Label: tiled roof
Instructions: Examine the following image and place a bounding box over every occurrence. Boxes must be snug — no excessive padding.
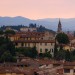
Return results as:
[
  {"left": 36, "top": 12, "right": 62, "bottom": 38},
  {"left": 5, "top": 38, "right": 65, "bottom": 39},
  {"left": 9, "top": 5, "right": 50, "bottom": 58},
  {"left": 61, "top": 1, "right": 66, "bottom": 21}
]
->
[
  {"left": 0, "top": 66, "right": 25, "bottom": 74},
  {"left": 9, "top": 31, "right": 45, "bottom": 38},
  {"left": 13, "top": 40, "right": 55, "bottom": 43}
]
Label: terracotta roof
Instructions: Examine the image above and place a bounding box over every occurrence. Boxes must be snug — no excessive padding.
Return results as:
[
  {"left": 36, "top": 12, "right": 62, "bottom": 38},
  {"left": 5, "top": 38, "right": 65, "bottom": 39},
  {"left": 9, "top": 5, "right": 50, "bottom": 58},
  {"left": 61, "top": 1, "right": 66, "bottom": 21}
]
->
[
  {"left": 15, "top": 32, "right": 44, "bottom": 37},
  {"left": 67, "top": 33, "right": 75, "bottom": 40},
  {"left": 0, "top": 66, "right": 25, "bottom": 74},
  {"left": 9, "top": 31, "right": 45, "bottom": 38},
  {"left": 13, "top": 40, "right": 55, "bottom": 43},
  {"left": 63, "top": 66, "right": 74, "bottom": 69},
  {"left": 64, "top": 62, "right": 75, "bottom": 66}
]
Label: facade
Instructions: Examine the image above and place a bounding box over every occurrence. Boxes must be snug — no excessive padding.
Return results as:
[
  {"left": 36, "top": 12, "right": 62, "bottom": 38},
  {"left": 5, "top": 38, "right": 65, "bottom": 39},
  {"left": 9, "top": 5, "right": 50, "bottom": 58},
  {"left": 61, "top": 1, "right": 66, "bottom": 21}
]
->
[
  {"left": 9, "top": 31, "right": 55, "bottom": 57},
  {"left": 63, "top": 45, "right": 71, "bottom": 51},
  {"left": 20, "top": 27, "right": 37, "bottom": 32},
  {"left": 5, "top": 26, "right": 18, "bottom": 32},
  {"left": 63, "top": 62, "right": 75, "bottom": 75}
]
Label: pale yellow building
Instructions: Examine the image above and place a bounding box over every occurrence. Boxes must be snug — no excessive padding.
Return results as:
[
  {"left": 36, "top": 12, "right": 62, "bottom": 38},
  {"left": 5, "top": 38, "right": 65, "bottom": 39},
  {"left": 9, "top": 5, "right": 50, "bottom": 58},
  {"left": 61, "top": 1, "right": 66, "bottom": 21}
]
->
[
  {"left": 14, "top": 40, "right": 55, "bottom": 57},
  {"left": 63, "top": 45, "right": 71, "bottom": 51},
  {"left": 9, "top": 31, "right": 55, "bottom": 57}
]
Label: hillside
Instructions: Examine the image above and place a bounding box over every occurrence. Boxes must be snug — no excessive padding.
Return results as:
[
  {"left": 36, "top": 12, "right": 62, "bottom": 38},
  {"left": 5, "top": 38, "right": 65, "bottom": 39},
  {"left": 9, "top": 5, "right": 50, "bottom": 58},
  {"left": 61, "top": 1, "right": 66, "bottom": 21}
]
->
[
  {"left": 0, "top": 24, "right": 55, "bottom": 34},
  {"left": 0, "top": 16, "right": 75, "bottom": 31}
]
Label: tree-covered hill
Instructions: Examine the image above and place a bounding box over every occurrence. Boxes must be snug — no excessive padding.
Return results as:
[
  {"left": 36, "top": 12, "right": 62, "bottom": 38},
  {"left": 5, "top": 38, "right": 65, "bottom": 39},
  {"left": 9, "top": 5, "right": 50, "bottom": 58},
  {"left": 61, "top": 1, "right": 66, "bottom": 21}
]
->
[{"left": 0, "top": 24, "right": 56, "bottom": 34}]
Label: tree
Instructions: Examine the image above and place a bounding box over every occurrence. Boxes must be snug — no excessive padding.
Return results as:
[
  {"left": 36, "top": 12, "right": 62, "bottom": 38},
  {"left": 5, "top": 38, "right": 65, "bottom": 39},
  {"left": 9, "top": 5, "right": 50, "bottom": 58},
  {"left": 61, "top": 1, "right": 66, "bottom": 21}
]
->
[
  {"left": 30, "top": 46, "right": 38, "bottom": 58},
  {"left": 4, "top": 30, "right": 15, "bottom": 35},
  {"left": 54, "top": 38, "right": 58, "bottom": 59},
  {"left": 0, "top": 30, "right": 4, "bottom": 35},
  {"left": 15, "top": 47, "right": 38, "bottom": 58},
  {"left": 70, "top": 50, "right": 75, "bottom": 61},
  {"left": 65, "top": 50, "right": 71, "bottom": 61},
  {"left": 4, "top": 30, "right": 15, "bottom": 39},
  {"left": 56, "top": 33, "right": 70, "bottom": 51},
  {"left": 43, "top": 51, "right": 52, "bottom": 59},
  {"left": 56, "top": 33, "right": 70, "bottom": 44},
  {"left": 0, "top": 51, "right": 16, "bottom": 62},
  {"left": 56, "top": 50, "right": 65, "bottom": 60},
  {"left": 39, "top": 53, "right": 44, "bottom": 58},
  {"left": 0, "top": 35, "right": 16, "bottom": 62}
]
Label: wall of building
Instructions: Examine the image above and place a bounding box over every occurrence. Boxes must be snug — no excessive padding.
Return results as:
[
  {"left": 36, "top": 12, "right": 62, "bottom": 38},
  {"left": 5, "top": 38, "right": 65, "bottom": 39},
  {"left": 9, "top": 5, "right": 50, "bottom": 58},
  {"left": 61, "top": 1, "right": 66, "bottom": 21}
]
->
[
  {"left": 20, "top": 27, "right": 37, "bottom": 32},
  {"left": 64, "top": 69, "right": 74, "bottom": 75},
  {"left": 15, "top": 42, "right": 55, "bottom": 57}
]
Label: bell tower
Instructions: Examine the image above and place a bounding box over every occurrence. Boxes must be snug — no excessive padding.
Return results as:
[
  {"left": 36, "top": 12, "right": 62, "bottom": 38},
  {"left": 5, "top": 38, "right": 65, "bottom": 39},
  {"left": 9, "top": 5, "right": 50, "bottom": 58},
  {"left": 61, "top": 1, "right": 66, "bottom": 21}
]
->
[{"left": 57, "top": 19, "right": 62, "bottom": 33}]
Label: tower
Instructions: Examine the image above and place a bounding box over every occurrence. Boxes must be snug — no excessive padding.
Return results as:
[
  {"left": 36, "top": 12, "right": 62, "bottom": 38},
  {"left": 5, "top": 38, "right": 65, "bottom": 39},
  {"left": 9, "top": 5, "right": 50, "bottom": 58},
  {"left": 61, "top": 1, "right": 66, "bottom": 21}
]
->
[{"left": 57, "top": 19, "right": 62, "bottom": 33}]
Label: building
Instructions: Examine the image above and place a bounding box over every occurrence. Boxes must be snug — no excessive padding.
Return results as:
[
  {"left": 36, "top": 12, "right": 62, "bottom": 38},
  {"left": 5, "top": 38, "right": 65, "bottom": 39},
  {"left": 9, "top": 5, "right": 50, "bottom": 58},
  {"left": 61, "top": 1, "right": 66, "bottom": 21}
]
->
[
  {"left": 9, "top": 31, "right": 55, "bottom": 57},
  {"left": 0, "top": 66, "right": 25, "bottom": 75},
  {"left": 5, "top": 26, "right": 18, "bottom": 32},
  {"left": 56, "top": 19, "right": 75, "bottom": 51},
  {"left": 20, "top": 27, "right": 37, "bottom": 32},
  {"left": 57, "top": 19, "right": 62, "bottom": 33}
]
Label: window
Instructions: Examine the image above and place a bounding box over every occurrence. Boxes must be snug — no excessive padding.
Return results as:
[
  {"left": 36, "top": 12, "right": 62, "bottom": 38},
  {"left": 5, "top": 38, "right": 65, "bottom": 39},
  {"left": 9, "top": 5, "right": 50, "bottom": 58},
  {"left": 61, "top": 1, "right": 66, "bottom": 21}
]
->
[
  {"left": 45, "top": 49, "right": 48, "bottom": 53},
  {"left": 30, "top": 38, "right": 31, "bottom": 40},
  {"left": 52, "top": 49, "right": 54, "bottom": 52},
  {"left": 41, "top": 38, "right": 43, "bottom": 40},
  {"left": 15, "top": 43, "right": 18, "bottom": 46},
  {"left": 28, "top": 43, "right": 30, "bottom": 47},
  {"left": 50, "top": 49, "right": 51, "bottom": 52},
  {"left": 64, "top": 69, "right": 70, "bottom": 73},
  {"left": 45, "top": 43, "right": 47, "bottom": 46},
  {"left": 28, "top": 38, "right": 30, "bottom": 40},
  {"left": 51, "top": 43, "right": 53, "bottom": 46},
  {"left": 40, "top": 49, "right": 42, "bottom": 53},
  {"left": 74, "top": 69, "right": 75, "bottom": 73},
  {"left": 21, "top": 43, "right": 24, "bottom": 46},
  {"left": 25, "top": 43, "right": 27, "bottom": 47},
  {"left": 40, "top": 43, "right": 42, "bottom": 45},
  {"left": 33, "top": 43, "right": 36, "bottom": 46}
]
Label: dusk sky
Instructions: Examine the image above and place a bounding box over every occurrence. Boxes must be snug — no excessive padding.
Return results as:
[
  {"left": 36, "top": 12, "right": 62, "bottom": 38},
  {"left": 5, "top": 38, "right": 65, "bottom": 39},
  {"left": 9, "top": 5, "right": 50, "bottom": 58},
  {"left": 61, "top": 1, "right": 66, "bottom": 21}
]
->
[{"left": 0, "top": 0, "right": 75, "bottom": 19}]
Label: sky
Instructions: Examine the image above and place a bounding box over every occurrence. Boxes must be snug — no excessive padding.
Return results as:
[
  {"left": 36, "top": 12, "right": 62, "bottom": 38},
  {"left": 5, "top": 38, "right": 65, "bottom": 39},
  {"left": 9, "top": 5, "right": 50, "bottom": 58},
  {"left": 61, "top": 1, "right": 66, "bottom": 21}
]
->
[{"left": 0, "top": 0, "right": 75, "bottom": 19}]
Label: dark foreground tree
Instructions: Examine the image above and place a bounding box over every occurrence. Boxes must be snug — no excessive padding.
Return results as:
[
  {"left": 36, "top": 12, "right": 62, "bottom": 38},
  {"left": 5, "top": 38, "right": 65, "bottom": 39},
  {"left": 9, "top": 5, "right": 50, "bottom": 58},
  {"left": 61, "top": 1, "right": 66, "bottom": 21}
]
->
[
  {"left": 65, "top": 50, "right": 71, "bottom": 61},
  {"left": 15, "top": 47, "right": 38, "bottom": 58},
  {"left": 0, "top": 51, "right": 16, "bottom": 62},
  {"left": 56, "top": 50, "right": 65, "bottom": 60},
  {"left": 56, "top": 33, "right": 70, "bottom": 44}
]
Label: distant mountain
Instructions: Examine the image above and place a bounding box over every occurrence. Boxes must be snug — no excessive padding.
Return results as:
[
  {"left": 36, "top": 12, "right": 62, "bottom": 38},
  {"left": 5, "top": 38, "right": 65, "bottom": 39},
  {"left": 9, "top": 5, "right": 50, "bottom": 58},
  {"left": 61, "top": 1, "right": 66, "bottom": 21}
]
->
[{"left": 0, "top": 16, "right": 75, "bottom": 31}]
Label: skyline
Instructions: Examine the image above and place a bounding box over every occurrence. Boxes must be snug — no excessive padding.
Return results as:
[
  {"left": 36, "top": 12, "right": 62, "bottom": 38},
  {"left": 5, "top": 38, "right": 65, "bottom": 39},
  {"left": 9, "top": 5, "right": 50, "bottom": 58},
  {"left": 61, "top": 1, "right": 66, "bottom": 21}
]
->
[{"left": 0, "top": 0, "right": 75, "bottom": 19}]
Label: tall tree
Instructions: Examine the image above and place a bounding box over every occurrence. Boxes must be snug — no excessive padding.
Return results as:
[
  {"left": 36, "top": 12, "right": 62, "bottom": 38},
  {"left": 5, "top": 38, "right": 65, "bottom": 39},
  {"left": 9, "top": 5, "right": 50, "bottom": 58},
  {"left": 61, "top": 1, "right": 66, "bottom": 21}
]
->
[
  {"left": 54, "top": 41, "right": 58, "bottom": 59},
  {"left": 65, "top": 50, "right": 71, "bottom": 61},
  {"left": 56, "top": 33, "right": 70, "bottom": 44},
  {"left": 56, "top": 33, "right": 70, "bottom": 50}
]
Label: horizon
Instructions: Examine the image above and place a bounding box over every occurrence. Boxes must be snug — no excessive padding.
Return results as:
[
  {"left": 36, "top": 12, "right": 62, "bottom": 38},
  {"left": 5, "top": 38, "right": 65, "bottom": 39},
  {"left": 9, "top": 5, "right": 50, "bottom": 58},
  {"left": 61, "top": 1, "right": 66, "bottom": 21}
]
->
[
  {"left": 0, "top": 0, "right": 75, "bottom": 19},
  {"left": 0, "top": 16, "right": 75, "bottom": 20}
]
